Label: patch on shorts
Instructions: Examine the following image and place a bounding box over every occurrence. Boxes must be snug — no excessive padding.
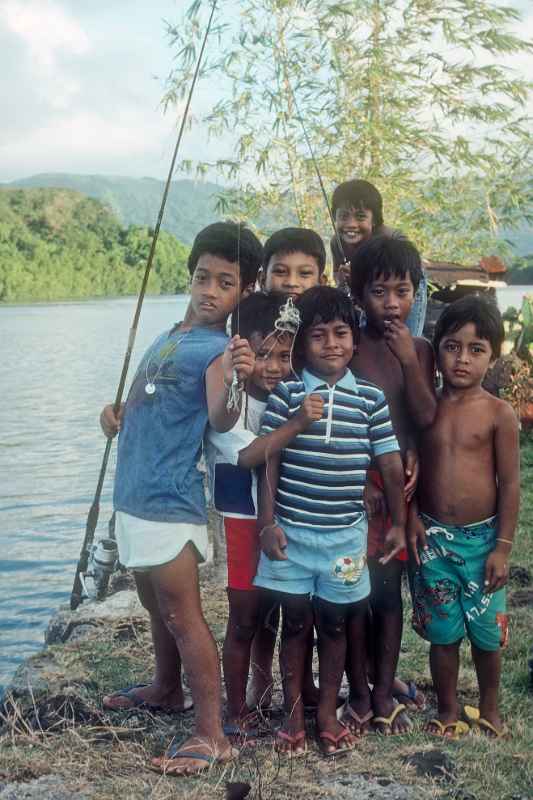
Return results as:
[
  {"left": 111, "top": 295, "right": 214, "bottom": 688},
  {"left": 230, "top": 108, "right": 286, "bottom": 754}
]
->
[
  {"left": 332, "top": 554, "right": 366, "bottom": 586},
  {"left": 496, "top": 613, "right": 509, "bottom": 649}
]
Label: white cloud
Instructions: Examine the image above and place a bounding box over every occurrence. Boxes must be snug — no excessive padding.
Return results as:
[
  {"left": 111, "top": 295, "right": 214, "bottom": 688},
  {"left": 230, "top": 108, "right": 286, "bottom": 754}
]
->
[{"left": 0, "top": 0, "right": 90, "bottom": 68}]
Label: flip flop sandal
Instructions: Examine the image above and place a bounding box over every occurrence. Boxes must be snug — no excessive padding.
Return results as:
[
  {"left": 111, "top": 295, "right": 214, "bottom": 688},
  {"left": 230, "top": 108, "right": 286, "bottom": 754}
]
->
[
  {"left": 394, "top": 680, "right": 426, "bottom": 710},
  {"left": 426, "top": 719, "right": 470, "bottom": 740},
  {"left": 275, "top": 729, "right": 307, "bottom": 757},
  {"left": 463, "top": 709, "right": 509, "bottom": 740},
  {"left": 223, "top": 722, "right": 267, "bottom": 745},
  {"left": 340, "top": 704, "right": 374, "bottom": 735},
  {"left": 317, "top": 726, "right": 355, "bottom": 758},
  {"left": 103, "top": 684, "right": 193, "bottom": 714},
  {"left": 151, "top": 741, "right": 237, "bottom": 777},
  {"left": 372, "top": 703, "right": 408, "bottom": 735}
]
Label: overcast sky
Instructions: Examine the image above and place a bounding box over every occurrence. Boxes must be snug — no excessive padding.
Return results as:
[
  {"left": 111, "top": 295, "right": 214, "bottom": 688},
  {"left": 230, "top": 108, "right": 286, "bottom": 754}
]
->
[{"left": 0, "top": 0, "right": 531, "bottom": 183}]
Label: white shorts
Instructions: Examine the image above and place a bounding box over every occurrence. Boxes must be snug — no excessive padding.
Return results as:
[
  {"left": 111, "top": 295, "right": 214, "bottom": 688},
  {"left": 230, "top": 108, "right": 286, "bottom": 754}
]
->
[{"left": 115, "top": 511, "right": 208, "bottom": 571}]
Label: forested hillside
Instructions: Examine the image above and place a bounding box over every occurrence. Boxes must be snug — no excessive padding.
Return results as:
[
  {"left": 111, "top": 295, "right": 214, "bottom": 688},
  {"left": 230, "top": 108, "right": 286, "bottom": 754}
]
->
[
  {"left": 6, "top": 174, "right": 222, "bottom": 246},
  {"left": 0, "top": 188, "right": 190, "bottom": 302}
]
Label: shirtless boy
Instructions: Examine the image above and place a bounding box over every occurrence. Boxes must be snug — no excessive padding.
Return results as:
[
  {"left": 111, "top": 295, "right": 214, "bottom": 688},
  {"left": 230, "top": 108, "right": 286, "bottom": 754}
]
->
[
  {"left": 347, "top": 236, "right": 437, "bottom": 734},
  {"left": 408, "top": 294, "right": 519, "bottom": 739}
]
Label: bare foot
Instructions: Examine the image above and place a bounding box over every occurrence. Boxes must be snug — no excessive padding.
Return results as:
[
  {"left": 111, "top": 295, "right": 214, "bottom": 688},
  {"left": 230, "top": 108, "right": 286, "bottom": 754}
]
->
[
  {"left": 372, "top": 695, "right": 411, "bottom": 735},
  {"left": 103, "top": 683, "right": 192, "bottom": 712},
  {"left": 152, "top": 736, "right": 235, "bottom": 776}
]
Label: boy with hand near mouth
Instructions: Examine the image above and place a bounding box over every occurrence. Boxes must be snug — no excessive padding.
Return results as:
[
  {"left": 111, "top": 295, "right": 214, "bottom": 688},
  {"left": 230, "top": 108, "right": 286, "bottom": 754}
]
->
[
  {"left": 345, "top": 236, "right": 436, "bottom": 736},
  {"left": 331, "top": 179, "right": 427, "bottom": 336},
  {"left": 409, "top": 295, "right": 519, "bottom": 740},
  {"left": 255, "top": 286, "right": 406, "bottom": 756}
]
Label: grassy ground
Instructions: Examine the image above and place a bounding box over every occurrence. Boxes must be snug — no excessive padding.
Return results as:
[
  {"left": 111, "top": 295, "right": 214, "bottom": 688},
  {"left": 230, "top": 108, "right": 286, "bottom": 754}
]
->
[{"left": 1, "top": 438, "right": 532, "bottom": 799}]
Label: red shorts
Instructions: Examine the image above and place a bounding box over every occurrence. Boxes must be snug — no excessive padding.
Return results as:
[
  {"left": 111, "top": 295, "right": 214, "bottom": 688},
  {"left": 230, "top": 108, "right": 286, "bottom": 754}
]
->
[
  {"left": 366, "top": 470, "right": 408, "bottom": 563},
  {"left": 224, "top": 516, "right": 260, "bottom": 591}
]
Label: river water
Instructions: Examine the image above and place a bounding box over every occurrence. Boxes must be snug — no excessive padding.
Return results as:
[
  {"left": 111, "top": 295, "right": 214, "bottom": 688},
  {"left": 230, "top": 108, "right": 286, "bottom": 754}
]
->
[{"left": 0, "top": 286, "right": 531, "bottom": 694}]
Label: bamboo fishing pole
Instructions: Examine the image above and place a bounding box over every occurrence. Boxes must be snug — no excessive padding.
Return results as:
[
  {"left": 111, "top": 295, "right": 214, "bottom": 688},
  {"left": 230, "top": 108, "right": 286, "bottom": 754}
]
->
[{"left": 70, "top": 0, "right": 218, "bottom": 610}]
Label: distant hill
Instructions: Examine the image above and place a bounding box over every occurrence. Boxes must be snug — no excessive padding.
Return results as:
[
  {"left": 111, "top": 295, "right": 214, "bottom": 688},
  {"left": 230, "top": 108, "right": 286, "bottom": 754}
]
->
[
  {"left": 5, "top": 174, "right": 224, "bottom": 246},
  {"left": 0, "top": 187, "right": 190, "bottom": 302}
]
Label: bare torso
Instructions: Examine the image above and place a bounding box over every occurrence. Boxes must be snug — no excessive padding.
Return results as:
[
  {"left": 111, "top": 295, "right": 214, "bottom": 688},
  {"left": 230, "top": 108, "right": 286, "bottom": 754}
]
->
[
  {"left": 350, "top": 332, "right": 426, "bottom": 453},
  {"left": 417, "top": 388, "right": 504, "bottom": 525}
]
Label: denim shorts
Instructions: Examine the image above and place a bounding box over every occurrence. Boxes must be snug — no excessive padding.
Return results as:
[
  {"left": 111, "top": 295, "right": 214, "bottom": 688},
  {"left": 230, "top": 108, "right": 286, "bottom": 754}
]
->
[
  {"left": 254, "top": 515, "right": 370, "bottom": 604},
  {"left": 411, "top": 513, "right": 508, "bottom": 652}
]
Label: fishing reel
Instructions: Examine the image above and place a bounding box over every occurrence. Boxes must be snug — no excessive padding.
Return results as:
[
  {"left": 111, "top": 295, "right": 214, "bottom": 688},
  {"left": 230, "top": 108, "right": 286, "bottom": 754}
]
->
[
  {"left": 78, "top": 513, "right": 119, "bottom": 602},
  {"left": 79, "top": 537, "right": 119, "bottom": 602}
]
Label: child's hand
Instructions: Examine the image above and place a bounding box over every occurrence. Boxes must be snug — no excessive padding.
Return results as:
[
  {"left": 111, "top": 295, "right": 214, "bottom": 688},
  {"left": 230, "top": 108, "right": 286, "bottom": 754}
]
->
[
  {"left": 100, "top": 403, "right": 124, "bottom": 438},
  {"left": 407, "top": 514, "right": 427, "bottom": 566},
  {"left": 260, "top": 523, "right": 288, "bottom": 561},
  {"left": 364, "top": 480, "right": 386, "bottom": 519},
  {"left": 404, "top": 449, "right": 419, "bottom": 502},
  {"left": 380, "top": 525, "right": 406, "bottom": 564},
  {"left": 484, "top": 551, "right": 509, "bottom": 593},
  {"left": 294, "top": 393, "right": 324, "bottom": 430},
  {"left": 383, "top": 320, "right": 417, "bottom": 365},
  {"left": 222, "top": 335, "right": 255, "bottom": 385}
]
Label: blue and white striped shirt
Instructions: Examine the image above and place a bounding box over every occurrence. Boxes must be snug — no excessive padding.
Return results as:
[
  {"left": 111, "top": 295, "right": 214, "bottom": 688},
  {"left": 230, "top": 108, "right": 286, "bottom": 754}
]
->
[{"left": 261, "top": 368, "right": 400, "bottom": 531}]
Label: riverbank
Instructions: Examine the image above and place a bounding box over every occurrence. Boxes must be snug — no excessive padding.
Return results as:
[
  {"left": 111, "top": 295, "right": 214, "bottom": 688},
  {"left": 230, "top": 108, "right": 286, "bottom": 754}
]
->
[{"left": 1, "top": 441, "right": 532, "bottom": 800}]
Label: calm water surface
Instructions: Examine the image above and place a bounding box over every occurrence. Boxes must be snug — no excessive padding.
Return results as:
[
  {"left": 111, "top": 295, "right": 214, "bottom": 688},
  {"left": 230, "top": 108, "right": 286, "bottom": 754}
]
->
[{"left": 0, "top": 286, "right": 531, "bottom": 693}]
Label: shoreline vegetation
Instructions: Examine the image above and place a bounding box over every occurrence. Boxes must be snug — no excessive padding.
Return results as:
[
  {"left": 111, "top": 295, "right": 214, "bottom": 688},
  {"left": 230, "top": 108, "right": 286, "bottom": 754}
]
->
[
  {"left": 1, "top": 185, "right": 533, "bottom": 305},
  {"left": 1, "top": 438, "right": 532, "bottom": 800}
]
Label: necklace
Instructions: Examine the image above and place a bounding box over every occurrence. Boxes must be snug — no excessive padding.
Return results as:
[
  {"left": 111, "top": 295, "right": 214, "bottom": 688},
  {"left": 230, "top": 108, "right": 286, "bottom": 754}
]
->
[{"left": 144, "top": 336, "right": 183, "bottom": 395}]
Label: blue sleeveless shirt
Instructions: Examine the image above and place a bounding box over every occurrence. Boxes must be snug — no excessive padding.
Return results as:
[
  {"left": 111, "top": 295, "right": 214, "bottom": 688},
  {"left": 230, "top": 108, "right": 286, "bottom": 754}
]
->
[{"left": 114, "top": 325, "right": 227, "bottom": 523}]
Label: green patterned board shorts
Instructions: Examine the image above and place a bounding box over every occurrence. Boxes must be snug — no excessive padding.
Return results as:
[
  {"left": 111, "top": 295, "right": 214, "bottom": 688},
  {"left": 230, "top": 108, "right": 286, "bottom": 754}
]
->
[{"left": 411, "top": 513, "right": 508, "bottom": 652}]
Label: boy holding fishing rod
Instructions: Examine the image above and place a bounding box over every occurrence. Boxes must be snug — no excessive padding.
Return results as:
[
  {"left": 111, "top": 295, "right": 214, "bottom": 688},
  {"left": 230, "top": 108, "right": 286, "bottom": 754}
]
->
[{"left": 99, "top": 221, "right": 264, "bottom": 776}]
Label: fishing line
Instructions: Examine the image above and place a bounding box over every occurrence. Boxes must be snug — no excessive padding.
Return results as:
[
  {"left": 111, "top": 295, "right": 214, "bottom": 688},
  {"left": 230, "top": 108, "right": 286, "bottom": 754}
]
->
[
  {"left": 70, "top": 0, "right": 219, "bottom": 610},
  {"left": 288, "top": 83, "right": 351, "bottom": 285}
]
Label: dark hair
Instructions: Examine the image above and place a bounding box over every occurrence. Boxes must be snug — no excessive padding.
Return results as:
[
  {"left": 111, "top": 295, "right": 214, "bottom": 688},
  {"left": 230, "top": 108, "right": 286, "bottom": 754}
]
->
[
  {"left": 331, "top": 179, "right": 384, "bottom": 228},
  {"left": 433, "top": 294, "right": 504, "bottom": 359},
  {"left": 187, "top": 221, "right": 263, "bottom": 288},
  {"left": 296, "top": 286, "right": 358, "bottom": 346},
  {"left": 230, "top": 292, "right": 294, "bottom": 340},
  {"left": 350, "top": 236, "right": 423, "bottom": 298},
  {"left": 263, "top": 227, "right": 326, "bottom": 274}
]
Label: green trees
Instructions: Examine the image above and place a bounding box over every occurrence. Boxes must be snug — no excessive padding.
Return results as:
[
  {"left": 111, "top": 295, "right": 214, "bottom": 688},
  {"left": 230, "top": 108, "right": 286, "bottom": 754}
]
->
[
  {"left": 165, "top": 0, "right": 532, "bottom": 262},
  {"left": 0, "top": 189, "right": 191, "bottom": 302}
]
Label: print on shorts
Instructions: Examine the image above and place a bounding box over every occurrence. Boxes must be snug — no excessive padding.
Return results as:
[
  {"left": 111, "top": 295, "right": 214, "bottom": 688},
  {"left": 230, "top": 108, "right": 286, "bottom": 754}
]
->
[{"left": 332, "top": 554, "right": 366, "bottom": 586}]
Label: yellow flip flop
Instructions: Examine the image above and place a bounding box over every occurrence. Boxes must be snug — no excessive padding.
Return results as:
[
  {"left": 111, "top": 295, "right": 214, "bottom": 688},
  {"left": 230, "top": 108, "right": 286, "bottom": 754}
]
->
[
  {"left": 372, "top": 703, "right": 408, "bottom": 735},
  {"left": 463, "top": 705, "right": 508, "bottom": 739},
  {"left": 426, "top": 719, "right": 470, "bottom": 740}
]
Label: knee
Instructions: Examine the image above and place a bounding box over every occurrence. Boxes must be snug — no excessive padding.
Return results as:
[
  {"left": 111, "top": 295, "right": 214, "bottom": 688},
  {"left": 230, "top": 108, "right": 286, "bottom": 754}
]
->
[
  {"left": 316, "top": 601, "right": 348, "bottom": 640},
  {"left": 282, "top": 608, "right": 312, "bottom": 639}
]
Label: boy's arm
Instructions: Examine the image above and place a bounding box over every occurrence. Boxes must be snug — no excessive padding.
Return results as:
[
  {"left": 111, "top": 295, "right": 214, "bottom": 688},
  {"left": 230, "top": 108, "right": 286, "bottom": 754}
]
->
[
  {"left": 206, "top": 336, "right": 255, "bottom": 433},
  {"left": 484, "top": 403, "right": 520, "bottom": 593},
  {"left": 375, "top": 451, "right": 407, "bottom": 563},
  {"left": 238, "top": 394, "right": 324, "bottom": 469},
  {"left": 384, "top": 324, "right": 437, "bottom": 429},
  {"left": 257, "top": 455, "right": 287, "bottom": 561}
]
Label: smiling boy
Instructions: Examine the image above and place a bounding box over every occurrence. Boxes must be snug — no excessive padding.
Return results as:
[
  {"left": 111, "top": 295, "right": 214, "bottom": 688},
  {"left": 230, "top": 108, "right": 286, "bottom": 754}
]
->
[
  {"left": 255, "top": 286, "right": 406, "bottom": 756},
  {"left": 408, "top": 295, "right": 519, "bottom": 739}
]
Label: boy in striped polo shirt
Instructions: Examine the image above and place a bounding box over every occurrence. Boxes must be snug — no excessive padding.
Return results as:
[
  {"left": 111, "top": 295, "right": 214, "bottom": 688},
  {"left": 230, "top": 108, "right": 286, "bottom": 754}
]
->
[{"left": 255, "top": 286, "right": 406, "bottom": 756}]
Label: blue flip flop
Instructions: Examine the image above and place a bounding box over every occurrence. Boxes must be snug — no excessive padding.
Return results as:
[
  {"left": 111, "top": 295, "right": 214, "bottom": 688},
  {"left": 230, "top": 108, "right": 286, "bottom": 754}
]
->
[{"left": 103, "top": 683, "right": 193, "bottom": 714}]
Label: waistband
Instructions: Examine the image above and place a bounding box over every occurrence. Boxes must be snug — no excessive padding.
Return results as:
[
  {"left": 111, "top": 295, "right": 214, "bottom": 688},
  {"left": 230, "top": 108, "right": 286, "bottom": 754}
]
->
[{"left": 420, "top": 512, "right": 497, "bottom": 535}]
